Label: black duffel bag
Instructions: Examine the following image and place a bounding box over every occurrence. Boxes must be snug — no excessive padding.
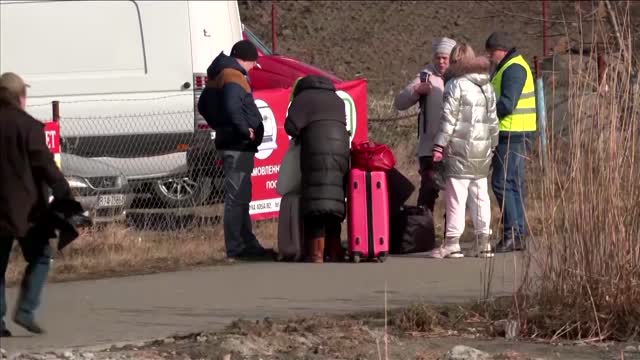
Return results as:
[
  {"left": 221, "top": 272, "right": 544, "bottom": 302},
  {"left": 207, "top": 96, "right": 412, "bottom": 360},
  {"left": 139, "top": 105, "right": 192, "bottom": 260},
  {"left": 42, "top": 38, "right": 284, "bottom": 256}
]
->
[{"left": 390, "top": 205, "right": 436, "bottom": 254}]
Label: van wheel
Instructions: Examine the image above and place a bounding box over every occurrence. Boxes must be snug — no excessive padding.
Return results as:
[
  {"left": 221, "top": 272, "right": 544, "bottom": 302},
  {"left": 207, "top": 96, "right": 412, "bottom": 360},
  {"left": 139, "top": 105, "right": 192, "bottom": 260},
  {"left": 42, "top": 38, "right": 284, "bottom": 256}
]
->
[{"left": 153, "top": 175, "right": 213, "bottom": 208}]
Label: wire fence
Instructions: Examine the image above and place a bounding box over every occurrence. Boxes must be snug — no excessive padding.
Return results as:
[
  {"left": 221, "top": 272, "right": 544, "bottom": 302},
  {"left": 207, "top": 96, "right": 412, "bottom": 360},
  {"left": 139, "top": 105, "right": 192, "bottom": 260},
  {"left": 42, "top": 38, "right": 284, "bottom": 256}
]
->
[
  {"left": 48, "top": 83, "right": 558, "bottom": 246},
  {"left": 52, "top": 102, "right": 423, "bottom": 237},
  {"left": 56, "top": 110, "right": 217, "bottom": 230},
  {"left": 50, "top": 53, "right": 609, "bottom": 246}
]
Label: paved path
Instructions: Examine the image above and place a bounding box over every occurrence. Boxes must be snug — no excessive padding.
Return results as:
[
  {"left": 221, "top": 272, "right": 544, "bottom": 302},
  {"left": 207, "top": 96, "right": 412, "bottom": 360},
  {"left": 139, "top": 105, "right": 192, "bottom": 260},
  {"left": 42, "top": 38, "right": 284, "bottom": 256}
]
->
[{"left": 2, "top": 254, "right": 527, "bottom": 355}]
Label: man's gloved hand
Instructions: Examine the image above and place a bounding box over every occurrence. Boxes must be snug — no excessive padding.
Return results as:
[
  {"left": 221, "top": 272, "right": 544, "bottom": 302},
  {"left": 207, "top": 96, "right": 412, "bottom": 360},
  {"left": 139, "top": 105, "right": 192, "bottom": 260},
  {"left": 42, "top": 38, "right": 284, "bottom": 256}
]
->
[
  {"left": 49, "top": 198, "right": 84, "bottom": 219},
  {"left": 68, "top": 212, "right": 92, "bottom": 228}
]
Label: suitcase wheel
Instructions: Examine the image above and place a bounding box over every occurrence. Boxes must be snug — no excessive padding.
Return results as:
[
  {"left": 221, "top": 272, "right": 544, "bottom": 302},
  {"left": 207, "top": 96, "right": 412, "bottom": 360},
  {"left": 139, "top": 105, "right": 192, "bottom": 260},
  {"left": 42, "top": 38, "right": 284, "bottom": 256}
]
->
[
  {"left": 377, "top": 253, "right": 388, "bottom": 263},
  {"left": 352, "top": 253, "right": 361, "bottom": 263}
]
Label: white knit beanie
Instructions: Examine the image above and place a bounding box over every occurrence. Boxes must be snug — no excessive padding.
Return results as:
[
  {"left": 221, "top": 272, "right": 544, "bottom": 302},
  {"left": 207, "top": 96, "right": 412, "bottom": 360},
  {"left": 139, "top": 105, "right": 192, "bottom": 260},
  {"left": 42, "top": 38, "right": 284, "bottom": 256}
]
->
[{"left": 432, "top": 37, "right": 457, "bottom": 56}]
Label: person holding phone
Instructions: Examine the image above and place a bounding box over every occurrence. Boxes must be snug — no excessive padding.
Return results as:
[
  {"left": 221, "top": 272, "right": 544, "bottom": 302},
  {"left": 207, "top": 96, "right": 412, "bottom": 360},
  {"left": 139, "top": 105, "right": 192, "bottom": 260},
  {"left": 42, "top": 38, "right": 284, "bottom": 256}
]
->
[{"left": 394, "top": 37, "right": 456, "bottom": 212}]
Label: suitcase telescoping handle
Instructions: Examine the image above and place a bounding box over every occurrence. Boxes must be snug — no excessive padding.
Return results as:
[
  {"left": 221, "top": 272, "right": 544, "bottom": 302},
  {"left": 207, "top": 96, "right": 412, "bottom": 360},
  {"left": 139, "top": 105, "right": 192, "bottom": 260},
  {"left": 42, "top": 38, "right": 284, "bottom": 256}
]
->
[{"left": 357, "top": 141, "right": 375, "bottom": 149}]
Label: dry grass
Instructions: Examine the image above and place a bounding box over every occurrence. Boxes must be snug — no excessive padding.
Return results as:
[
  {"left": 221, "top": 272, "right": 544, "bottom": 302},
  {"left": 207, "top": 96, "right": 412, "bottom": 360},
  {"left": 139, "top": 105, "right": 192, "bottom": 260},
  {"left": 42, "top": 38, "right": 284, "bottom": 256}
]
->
[
  {"left": 5, "top": 220, "right": 278, "bottom": 287},
  {"left": 371, "top": 2, "right": 640, "bottom": 343},
  {"left": 510, "top": 3, "right": 640, "bottom": 342},
  {"left": 367, "top": 96, "right": 418, "bottom": 121}
]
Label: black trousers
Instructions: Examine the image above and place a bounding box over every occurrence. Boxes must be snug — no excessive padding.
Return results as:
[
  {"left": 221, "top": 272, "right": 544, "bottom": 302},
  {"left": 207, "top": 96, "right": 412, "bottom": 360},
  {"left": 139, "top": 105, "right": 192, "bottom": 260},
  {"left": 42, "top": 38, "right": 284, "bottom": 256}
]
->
[
  {"left": 221, "top": 150, "right": 261, "bottom": 257},
  {"left": 304, "top": 214, "right": 342, "bottom": 240}
]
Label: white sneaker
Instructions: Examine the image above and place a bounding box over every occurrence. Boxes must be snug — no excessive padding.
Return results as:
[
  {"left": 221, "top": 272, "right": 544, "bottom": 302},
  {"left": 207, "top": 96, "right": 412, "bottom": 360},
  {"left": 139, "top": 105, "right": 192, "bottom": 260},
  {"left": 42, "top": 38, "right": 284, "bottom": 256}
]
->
[
  {"left": 475, "top": 242, "right": 495, "bottom": 258},
  {"left": 445, "top": 245, "right": 465, "bottom": 258},
  {"left": 471, "top": 234, "right": 495, "bottom": 258},
  {"left": 425, "top": 244, "right": 464, "bottom": 259}
]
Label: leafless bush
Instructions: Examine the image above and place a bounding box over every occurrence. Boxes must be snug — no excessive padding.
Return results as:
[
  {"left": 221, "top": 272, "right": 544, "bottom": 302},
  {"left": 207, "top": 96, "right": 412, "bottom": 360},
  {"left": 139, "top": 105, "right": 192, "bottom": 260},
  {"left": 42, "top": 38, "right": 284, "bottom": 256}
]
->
[{"left": 517, "top": 1, "right": 640, "bottom": 341}]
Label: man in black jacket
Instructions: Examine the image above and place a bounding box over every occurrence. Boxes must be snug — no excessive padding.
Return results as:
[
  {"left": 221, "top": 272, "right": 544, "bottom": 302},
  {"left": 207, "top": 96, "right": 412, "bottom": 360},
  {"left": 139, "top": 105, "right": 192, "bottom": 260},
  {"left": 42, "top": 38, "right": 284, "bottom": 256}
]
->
[
  {"left": 0, "top": 73, "right": 75, "bottom": 336},
  {"left": 198, "top": 40, "right": 273, "bottom": 260}
]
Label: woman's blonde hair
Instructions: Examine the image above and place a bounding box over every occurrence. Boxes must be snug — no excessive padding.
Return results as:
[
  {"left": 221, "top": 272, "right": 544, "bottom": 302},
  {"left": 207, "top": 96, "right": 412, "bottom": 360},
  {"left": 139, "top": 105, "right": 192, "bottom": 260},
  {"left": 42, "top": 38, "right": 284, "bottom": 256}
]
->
[{"left": 449, "top": 42, "right": 476, "bottom": 65}]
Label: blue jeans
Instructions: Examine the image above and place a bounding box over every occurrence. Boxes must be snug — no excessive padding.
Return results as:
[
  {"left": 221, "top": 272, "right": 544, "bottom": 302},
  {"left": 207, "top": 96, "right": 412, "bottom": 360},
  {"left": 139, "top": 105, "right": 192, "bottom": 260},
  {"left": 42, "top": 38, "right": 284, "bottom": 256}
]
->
[
  {"left": 491, "top": 133, "right": 529, "bottom": 241},
  {"left": 0, "top": 231, "right": 52, "bottom": 331},
  {"left": 221, "top": 151, "right": 261, "bottom": 257}
]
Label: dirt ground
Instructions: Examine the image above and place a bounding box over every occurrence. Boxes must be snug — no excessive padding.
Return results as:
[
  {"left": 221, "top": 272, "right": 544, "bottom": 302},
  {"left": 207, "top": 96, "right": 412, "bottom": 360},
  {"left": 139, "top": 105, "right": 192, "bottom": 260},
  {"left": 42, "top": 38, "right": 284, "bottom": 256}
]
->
[
  {"left": 239, "top": 1, "right": 640, "bottom": 102},
  {"left": 10, "top": 308, "right": 640, "bottom": 360}
]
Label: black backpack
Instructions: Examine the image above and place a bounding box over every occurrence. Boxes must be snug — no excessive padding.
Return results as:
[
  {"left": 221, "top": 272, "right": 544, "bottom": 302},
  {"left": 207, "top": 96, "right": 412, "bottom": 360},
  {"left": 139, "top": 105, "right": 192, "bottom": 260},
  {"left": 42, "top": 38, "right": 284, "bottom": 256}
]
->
[
  {"left": 197, "top": 87, "right": 222, "bottom": 130},
  {"left": 390, "top": 205, "right": 436, "bottom": 254}
]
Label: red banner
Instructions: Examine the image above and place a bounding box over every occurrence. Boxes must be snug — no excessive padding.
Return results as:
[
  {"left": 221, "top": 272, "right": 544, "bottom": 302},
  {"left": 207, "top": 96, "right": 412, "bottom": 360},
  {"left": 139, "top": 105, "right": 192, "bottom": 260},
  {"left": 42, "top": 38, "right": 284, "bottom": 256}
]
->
[
  {"left": 44, "top": 121, "right": 61, "bottom": 168},
  {"left": 249, "top": 79, "right": 368, "bottom": 220}
]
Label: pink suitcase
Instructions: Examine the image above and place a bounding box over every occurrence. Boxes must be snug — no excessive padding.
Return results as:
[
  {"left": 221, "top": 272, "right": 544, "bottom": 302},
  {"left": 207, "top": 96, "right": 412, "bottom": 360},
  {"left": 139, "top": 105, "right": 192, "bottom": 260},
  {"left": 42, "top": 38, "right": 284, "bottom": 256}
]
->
[{"left": 347, "top": 169, "right": 389, "bottom": 263}]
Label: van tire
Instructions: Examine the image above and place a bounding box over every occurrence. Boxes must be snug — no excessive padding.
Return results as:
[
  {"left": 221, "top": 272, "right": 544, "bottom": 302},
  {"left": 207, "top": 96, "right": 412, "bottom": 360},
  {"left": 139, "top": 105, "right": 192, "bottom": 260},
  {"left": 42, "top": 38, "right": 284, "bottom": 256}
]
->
[{"left": 152, "top": 175, "right": 213, "bottom": 208}]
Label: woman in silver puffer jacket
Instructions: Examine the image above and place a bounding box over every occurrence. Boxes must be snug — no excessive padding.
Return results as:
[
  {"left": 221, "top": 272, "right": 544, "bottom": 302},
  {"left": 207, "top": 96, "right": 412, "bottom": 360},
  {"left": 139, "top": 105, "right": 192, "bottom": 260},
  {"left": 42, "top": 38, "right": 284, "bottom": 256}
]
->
[{"left": 428, "top": 43, "right": 499, "bottom": 259}]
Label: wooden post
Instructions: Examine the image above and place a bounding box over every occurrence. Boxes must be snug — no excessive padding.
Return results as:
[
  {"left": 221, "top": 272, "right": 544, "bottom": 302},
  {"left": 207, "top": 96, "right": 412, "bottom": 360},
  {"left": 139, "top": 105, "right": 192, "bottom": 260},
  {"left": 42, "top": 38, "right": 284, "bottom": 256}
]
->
[
  {"left": 542, "top": 0, "right": 548, "bottom": 57},
  {"left": 271, "top": 1, "right": 277, "bottom": 54},
  {"left": 52, "top": 100, "right": 60, "bottom": 122},
  {"left": 597, "top": 53, "right": 606, "bottom": 85}
]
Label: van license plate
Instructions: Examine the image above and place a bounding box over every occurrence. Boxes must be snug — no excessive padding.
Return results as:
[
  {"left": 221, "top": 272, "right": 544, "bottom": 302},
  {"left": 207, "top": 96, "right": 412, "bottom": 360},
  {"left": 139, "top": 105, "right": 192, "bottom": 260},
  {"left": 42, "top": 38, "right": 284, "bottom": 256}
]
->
[{"left": 98, "top": 194, "right": 125, "bottom": 207}]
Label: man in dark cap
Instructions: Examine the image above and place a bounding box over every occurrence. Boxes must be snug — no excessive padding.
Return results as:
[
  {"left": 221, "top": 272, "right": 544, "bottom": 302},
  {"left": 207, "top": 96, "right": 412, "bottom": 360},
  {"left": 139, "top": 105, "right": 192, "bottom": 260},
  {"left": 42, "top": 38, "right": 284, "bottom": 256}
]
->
[
  {"left": 198, "top": 40, "right": 274, "bottom": 261},
  {"left": 0, "top": 72, "right": 75, "bottom": 336},
  {"left": 485, "top": 32, "right": 537, "bottom": 253}
]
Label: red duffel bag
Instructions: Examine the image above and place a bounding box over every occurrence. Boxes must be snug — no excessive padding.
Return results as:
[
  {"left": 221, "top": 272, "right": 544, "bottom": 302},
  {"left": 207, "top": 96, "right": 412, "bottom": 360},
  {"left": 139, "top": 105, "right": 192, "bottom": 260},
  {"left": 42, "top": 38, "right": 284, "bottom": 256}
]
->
[{"left": 350, "top": 140, "right": 396, "bottom": 171}]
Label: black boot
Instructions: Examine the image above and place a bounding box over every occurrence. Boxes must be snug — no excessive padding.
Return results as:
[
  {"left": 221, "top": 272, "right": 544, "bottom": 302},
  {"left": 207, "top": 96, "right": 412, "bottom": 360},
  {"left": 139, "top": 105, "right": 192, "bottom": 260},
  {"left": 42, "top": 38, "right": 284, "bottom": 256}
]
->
[
  {"left": 495, "top": 234, "right": 525, "bottom": 253},
  {"left": 13, "top": 313, "right": 45, "bottom": 334}
]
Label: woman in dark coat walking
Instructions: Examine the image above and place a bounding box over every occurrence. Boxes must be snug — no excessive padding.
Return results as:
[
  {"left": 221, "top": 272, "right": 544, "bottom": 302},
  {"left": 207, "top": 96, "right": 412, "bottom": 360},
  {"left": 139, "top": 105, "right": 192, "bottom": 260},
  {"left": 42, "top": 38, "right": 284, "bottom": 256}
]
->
[{"left": 284, "top": 75, "right": 350, "bottom": 263}]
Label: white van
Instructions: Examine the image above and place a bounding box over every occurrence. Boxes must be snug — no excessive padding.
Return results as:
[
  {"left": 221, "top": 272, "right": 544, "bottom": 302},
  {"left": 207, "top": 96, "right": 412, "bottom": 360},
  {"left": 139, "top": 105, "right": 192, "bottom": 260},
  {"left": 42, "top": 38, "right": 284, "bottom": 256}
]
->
[{"left": 0, "top": 0, "right": 242, "bottom": 207}]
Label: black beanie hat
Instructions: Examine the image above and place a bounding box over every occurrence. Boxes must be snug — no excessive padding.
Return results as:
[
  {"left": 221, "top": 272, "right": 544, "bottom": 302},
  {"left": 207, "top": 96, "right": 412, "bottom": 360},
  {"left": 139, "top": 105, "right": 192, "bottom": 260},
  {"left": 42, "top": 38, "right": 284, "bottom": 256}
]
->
[
  {"left": 485, "top": 32, "right": 513, "bottom": 51},
  {"left": 230, "top": 40, "right": 259, "bottom": 61}
]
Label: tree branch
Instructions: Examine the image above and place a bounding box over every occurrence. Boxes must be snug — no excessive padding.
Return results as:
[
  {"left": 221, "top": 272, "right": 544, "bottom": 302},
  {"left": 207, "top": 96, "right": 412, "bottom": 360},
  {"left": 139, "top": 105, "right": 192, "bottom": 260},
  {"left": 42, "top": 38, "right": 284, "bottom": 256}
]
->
[{"left": 604, "top": 0, "right": 627, "bottom": 60}]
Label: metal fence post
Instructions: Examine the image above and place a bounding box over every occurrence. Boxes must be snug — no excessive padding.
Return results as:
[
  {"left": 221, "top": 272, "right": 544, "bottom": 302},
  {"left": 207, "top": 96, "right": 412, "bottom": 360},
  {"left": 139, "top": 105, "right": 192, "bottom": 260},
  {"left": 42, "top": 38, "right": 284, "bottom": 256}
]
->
[
  {"left": 534, "top": 56, "right": 548, "bottom": 174},
  {"left": 52, "top": 100, "right": 60, "bottom": 122},
  {"left": 271, "top": 1, "right": 277, "bottom": 54}
]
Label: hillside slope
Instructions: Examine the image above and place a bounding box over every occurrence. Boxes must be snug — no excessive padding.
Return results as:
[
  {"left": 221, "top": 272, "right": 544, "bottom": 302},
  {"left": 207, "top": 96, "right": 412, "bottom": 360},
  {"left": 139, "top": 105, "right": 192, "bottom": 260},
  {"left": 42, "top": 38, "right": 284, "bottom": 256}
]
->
[
  {"left": 238, "top": 0, "right": 639, "bottom": 208},
  {"left": 238, "top": 1, "right": 639, "bottom": 101}
]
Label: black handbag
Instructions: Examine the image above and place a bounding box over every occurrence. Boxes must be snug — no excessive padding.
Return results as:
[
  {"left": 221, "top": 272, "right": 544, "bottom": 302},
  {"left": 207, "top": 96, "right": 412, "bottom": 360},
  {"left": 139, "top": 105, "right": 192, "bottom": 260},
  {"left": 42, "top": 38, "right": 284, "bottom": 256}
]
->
[
  {"left": 390, "top": 205, "right": 436, "bottom": 254},
  {"left": 432, "top": 160, "right": 447, "bottom": 191}
]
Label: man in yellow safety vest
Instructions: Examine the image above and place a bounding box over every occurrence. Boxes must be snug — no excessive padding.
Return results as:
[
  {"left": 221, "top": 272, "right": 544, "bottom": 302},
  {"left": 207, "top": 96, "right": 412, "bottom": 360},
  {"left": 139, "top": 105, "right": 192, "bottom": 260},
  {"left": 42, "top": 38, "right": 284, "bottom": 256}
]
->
[{"left": 485, "top": 32, "right": 537, "bottom": 253}]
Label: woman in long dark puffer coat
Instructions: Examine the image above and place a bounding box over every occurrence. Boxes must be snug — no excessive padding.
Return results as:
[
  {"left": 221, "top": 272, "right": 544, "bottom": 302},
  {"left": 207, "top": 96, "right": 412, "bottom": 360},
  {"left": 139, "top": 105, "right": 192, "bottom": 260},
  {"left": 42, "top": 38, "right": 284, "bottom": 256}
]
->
[{"left": 284, "top": 75, "right": 350, "bottom": 263}]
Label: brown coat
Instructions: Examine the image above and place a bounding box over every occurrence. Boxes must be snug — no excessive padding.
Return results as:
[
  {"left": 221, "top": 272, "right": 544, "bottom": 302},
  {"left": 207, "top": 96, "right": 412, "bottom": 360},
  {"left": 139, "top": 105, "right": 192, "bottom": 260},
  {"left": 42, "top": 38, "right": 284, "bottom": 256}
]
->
[{"left": 0, "top": 96, "right": 71, "bottom": 238}]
